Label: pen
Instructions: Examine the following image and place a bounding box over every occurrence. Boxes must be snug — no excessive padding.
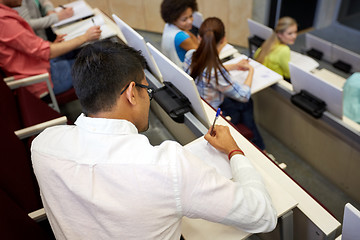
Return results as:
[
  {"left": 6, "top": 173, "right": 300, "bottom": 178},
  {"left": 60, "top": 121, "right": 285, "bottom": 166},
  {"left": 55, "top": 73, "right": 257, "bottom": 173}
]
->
[
  {"left": 59, "top": 5, "right": 66, "bottom": 9},
  {"left": 91, "top": 18, "right": 95, "bottom": 26},
  {"left": 210, "top": 108, "right": 221, "bottom": 136}
]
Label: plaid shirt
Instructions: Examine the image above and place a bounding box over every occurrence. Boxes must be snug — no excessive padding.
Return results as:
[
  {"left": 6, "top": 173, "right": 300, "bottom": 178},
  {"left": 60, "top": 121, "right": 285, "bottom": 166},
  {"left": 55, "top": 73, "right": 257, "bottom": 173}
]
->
[{"left": 184, "top": 49, "right": 251, "bottom": 109}]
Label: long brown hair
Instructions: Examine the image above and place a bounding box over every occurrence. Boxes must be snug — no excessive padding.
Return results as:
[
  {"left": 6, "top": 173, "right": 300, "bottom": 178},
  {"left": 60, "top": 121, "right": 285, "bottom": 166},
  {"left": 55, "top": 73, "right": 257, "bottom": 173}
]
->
[
  {"left": 255, "top": 16, "right": 297, "bottom": 64},
  {"left": 189, "top": 17, "right": 228, "bottom": 84}
]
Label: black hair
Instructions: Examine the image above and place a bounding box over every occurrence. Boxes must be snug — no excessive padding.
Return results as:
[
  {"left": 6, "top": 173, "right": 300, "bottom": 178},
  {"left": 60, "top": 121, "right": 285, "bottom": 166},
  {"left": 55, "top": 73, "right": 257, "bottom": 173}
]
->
[
  {"left": 72, "top": 40, "right": 146, "bottom": 115},
  {"left": 161, "top": 0, "right": 198, "bottom": 23}
]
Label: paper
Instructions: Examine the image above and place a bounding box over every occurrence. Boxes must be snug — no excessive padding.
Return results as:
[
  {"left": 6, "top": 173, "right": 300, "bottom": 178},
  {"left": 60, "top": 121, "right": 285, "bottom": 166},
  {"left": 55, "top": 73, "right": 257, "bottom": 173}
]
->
[
  {"left": 53, "top": 0, "right": 94, "bottom": 27},
  {"left": 219, "top": 44, "right": 238, "bottom": 60},
  {"left": 55, "top": 15, "right": 117, "bottom": 41},
  {"left": 290, "top": 50, "right": 319, "bottom": 72},
  {"left": 224, "top": 55, "right": 283, "bottom": 94}
]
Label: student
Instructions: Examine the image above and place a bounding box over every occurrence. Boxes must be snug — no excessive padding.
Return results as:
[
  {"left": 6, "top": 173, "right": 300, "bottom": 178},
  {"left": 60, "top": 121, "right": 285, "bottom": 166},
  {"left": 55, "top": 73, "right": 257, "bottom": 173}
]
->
[
  {"left": 31, "top": 40, "right": 277, "bottom": 239},
  {"left": 254, "top": 16, "right": 298, "bottom": 82},
  {"left": 14, "top": 0, "right": 74, "bottom": 41},
  {"left": 160, "top": 0, "right": 199, "bottom": 68},
  {"left": 184, "top": 17, "right": 267, "bottom": 152},
  {"left": 0, "top": 0, "right": 101, "bottom": 98}
]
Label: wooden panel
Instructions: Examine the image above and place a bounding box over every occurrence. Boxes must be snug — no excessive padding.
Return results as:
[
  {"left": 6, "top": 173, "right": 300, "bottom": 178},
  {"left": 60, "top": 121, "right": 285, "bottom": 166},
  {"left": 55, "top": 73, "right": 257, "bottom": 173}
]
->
[
  {"left": 109, "top": 0, "right": 146, "bottom": 30},
  {"left": 106, "top": 0, "right": 252, "bottom": 47},
  {"left": 51, "top": 0, "right": 71, "bottom": 6},
  {"left": 228, "top": 0, "right": 252, "bottom": 47},
  {"left": 143, "top": 0, "right": 164, "bottom": 32},
  {"left": 252, "top": 87, "right": 360, "bottom": 203},
  {"left": 86, "top": 0, "right": 111, "bottom": 16}
]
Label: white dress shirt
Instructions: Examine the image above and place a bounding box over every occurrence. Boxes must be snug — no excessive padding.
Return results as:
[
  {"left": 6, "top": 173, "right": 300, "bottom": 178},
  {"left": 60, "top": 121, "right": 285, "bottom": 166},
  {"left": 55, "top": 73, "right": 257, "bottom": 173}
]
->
[{"left": 31, "top": 114, "right": 277, "bottom": 239}]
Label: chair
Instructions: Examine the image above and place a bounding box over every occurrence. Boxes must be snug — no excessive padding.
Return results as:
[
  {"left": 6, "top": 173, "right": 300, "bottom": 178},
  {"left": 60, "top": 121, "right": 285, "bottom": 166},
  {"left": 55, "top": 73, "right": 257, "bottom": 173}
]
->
[
  {"left": 3, "top": 71, "right": 78, "bottom": 109},
  {"left": 190, "top": 11, "right": 204, "bottom": 36},
  {"left": 4, "top": 73, "right": 60, "bottom": 112},
  {"left": 0, "top": 116, "right": 55, "bottom": 238},
  {"left": 0, "top": 74, "right": 67, "bottom": 134},
  {"left": 234, "top": 123, "right": 254, "bottom": 140},
  {"left": 0, "top": 189, "right": 52, "bottom": 240}
]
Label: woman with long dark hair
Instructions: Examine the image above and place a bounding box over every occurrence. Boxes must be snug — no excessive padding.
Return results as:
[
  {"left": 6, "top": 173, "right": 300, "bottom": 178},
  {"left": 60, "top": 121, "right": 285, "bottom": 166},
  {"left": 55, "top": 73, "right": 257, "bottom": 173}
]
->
[{"left": 184, "top": 17, "right": 266, "bottom": 151}]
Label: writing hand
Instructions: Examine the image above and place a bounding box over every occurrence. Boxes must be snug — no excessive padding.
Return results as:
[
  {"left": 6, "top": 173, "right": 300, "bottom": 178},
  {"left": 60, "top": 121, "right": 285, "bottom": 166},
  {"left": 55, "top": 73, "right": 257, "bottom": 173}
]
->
[
  {"left": 84, "top": 26, "right": 102, "bottom": 42},
  {"left": 57, "top": 7, "right": 74, "bottom": 21},
  {"left": 204, "top": 125, "right": 240, "bottom": 156}
]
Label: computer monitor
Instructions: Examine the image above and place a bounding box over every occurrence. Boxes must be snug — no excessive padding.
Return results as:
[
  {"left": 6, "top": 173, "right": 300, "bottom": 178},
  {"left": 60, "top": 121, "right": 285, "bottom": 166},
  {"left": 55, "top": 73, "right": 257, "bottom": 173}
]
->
[
  {"left": 146, "top": 42, "right": 210, "bottom": 128},
  {"left": 305, "top": 33, "right": 333, "bottom": 62},
  {"left": 112, "top": 14, "right": 163, "bottom": 83},
  {"left": 289, "top": 62, "right": 343, "bottom": 119},
  {"left": 332, "top": 44, "right": 360, "bottom": 72},
  {"left": 342, "top": 203, "right": 360, "bottom": 240},
  {"left": 247, "top": 18, "right": 273, "bottom": 40}
]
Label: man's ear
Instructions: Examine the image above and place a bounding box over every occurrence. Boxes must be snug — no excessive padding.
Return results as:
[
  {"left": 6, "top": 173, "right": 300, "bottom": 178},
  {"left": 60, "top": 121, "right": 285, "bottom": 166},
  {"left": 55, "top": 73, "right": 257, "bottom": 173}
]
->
[{"left": 124, "top": 82, "right": 137, "bottom": 105}]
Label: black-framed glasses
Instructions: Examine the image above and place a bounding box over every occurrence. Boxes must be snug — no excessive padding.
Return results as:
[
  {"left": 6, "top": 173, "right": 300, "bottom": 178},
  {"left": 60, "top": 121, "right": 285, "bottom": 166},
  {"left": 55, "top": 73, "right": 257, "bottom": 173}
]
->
[{"left": 120, "top": 82, "right": 154, "bottom": 101}]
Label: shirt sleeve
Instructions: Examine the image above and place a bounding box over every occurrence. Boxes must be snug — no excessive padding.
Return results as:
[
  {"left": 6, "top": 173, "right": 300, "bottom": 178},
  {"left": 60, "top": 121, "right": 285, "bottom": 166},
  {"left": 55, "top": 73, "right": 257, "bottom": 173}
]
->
[
  {"left": 0, "top": 17, "right": 50, "bottom": 61},
  {"left": 174, "top": 31, "right": 190, "bottom": 48},
  {"left": 15, "top": 0, "right": 58, "bottom": 30},
  {"left": 277, "top": 45, "right": 291, "bottom": 79},
  {"left": 178, "top": 147, "right": 277, "bottom": 233},
  {"left": 215, "top": 69, "right": 251, "bottom": 102},
  {"left": 41, "top": 0, "right": 55, "bottom": 13},
  {"left": 25, "top": 13, "right": 58, "bottom": 30}
]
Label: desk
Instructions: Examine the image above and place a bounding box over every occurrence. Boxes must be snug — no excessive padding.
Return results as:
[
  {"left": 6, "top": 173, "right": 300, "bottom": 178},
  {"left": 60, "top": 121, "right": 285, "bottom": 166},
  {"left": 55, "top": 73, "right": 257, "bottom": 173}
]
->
[
  {"left": 181, "top": 104, "right": 298, "bottom": 239},
  {"left": 117, "top": 17, "right": 341, "bottom": 240},
  {"left": 224, "top": 55, "right": 283, "bottom": 94},
  {"left": 181, "top": 100, "right": 341, "bottom": 239},
  {"left": 52, "top": 8, "right": 126, "bottom": 44}
]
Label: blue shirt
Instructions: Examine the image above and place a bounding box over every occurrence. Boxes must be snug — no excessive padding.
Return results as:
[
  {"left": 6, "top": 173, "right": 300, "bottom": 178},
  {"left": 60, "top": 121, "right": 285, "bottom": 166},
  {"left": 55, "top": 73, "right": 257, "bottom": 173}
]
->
[{"left": 174, "top": 31, "right": 190, "bottom": 62}]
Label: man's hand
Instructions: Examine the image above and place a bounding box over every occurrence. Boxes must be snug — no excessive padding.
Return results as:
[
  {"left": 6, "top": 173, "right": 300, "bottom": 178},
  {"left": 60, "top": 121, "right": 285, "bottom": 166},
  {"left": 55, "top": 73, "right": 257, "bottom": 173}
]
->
[
  {"left": 84, "top": 26, "right": 102, "bottom": 42},
  {"left": 204, "top": 125, "right": 242, "bottom": 157}
]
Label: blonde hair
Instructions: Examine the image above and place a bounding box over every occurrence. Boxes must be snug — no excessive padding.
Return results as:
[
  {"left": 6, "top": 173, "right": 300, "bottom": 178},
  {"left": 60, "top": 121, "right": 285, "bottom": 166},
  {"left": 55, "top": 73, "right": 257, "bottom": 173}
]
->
[{"left": 255, "top": 16, "right": 297, "bottom": 64}]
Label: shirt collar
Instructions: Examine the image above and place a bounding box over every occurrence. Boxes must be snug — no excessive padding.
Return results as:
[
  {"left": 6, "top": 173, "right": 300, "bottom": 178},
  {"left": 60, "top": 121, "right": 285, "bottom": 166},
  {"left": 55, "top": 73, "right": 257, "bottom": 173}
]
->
[{"left": 75, "top": 113, "right": 139, "bottom": 135}]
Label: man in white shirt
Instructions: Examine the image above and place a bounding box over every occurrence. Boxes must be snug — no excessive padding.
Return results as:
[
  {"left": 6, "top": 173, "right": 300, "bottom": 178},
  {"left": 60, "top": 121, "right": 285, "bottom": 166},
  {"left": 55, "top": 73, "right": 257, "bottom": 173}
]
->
[{"left": 31, "top": 40, "right": 277, "bottom": 239}]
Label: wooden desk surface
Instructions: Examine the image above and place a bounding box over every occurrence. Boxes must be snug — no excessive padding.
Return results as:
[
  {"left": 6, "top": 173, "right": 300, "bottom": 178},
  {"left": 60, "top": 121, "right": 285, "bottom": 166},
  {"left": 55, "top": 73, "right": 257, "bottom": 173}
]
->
[{"left": 181, "top": 103, "right": 298, "bottom": 239}]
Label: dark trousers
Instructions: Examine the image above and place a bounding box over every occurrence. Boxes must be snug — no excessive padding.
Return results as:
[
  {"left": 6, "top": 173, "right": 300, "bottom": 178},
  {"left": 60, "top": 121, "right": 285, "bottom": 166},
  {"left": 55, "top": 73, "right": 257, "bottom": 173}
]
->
[{"left": 220, "top": 97, "right": 265, "bottom": 150}]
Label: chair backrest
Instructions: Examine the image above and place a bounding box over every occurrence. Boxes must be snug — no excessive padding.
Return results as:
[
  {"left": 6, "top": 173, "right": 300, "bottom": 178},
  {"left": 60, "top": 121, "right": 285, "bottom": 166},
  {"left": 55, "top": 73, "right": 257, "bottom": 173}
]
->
[
  {"left": 0, "top": 118, "right": 43, "bottom": 213},
  {"left": 192, "top": 11, "right": 204, "bottom": 29},
  {"left": 0, "top": 77, "right": 23, "bottom": 131},
  {"left": 0, "top": 189, "right": 50, "bottom": 240},
  {"left": 16, "top": 87, "right": 63, "bottom": 127}
]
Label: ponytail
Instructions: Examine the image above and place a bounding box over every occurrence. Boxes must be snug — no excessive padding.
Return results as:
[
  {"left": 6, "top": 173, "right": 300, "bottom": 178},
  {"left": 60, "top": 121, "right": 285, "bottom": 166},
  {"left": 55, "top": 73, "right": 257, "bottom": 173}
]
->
[{"left": 189, "top": 17, "right": 229, "bottom": 85}]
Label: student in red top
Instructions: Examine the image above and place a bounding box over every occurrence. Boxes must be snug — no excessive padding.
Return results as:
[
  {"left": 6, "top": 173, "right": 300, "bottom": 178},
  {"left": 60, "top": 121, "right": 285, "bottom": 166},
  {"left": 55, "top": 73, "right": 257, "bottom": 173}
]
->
[{"left": 0, "top": 0, "right": 101, "bottom": 98}]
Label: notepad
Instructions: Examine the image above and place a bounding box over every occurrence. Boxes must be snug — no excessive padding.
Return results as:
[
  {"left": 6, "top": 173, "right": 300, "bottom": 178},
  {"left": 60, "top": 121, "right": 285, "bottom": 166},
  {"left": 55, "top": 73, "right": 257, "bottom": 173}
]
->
[
  {"left": 53, "top": 0, "right": 94, "bottom": 28},
  {"left": 224, "top": 55, "right": 282, "bottom": 94},
  {"left": 54, "top": 15, "right": 117, "bottom": 42}
]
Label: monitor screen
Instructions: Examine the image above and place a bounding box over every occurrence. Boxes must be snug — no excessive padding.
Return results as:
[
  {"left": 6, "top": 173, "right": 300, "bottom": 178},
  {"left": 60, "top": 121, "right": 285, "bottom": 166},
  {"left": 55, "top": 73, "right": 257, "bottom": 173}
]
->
[
  {"left": 289, "top": 62, "right": 343, "bottom": 119},
  {"left": 247, "top": 18, "right": 273, "bottom": 40},
  {"left": 146, "top": 43, "right": 210, "bottom": 128},
  {"left": 342, "top": 203, "right": 360, "bottom": 240},
  {"left": 305, "top": 33, "right": 333, "bottom": 62},
  {"left": 112, "top": 14, "right": 163, "bottom": 83},
  {"left": 332, "top": 44, "right": 360, "bottom": 72}
]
